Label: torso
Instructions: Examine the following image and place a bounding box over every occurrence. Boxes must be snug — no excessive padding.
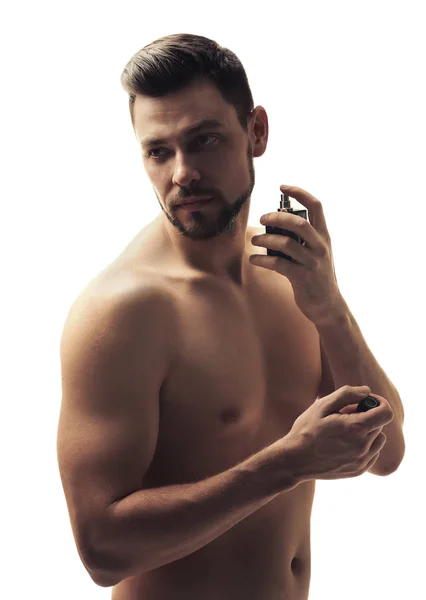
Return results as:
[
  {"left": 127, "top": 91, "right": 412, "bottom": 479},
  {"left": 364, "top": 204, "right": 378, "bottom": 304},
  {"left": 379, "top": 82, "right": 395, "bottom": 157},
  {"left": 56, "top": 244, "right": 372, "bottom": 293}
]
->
[{"left": 93, "top": 217, "right": 323, "bottom": 600}]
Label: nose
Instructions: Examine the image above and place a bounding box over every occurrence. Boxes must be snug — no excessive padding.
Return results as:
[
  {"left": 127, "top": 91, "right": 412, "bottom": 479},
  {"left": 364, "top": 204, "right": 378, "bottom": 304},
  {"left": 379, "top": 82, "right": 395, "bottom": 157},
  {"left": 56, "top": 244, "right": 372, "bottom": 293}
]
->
[{"left": 172, "top": 154, "right": 203, "bottom": 189}]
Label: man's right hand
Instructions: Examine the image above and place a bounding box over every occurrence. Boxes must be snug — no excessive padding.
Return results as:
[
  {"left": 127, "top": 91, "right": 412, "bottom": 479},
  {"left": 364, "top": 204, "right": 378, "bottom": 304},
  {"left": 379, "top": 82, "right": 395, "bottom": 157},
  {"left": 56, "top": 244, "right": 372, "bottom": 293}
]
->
[{"left": 281, "top": 385, "right": 394, "bottom": 482}]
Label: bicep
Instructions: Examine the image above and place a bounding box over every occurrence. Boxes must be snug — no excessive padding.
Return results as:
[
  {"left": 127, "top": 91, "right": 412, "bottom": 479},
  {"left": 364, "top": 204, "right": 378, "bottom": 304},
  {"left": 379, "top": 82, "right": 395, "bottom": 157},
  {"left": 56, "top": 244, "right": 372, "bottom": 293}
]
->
[{"left": 56, "top": 285, "right": 175, "bottom": 565}]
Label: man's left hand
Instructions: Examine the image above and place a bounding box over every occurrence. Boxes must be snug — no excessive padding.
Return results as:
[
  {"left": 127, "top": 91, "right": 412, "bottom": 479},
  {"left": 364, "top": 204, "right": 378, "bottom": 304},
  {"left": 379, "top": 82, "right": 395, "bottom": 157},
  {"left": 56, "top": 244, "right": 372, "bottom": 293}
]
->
[{"left": 250, "top": 185, "right": 345, "bottom": 325}]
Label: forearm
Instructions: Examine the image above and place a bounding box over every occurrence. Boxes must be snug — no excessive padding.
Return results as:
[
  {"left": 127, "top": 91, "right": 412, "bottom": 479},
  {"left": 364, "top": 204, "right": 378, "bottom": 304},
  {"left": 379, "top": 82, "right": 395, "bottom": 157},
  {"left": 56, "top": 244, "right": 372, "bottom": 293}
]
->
[
  {"left": 89, "top": 438, "right": 300, "bottom": 586},
  {"left": 315, "top": 296, "right": 405, "bottom": 473}
]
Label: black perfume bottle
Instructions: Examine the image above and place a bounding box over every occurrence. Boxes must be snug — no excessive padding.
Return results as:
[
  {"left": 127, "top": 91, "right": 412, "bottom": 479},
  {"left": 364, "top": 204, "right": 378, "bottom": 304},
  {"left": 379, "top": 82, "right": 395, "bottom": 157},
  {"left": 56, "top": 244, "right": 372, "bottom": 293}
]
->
[
  {"left": 356, "top": 396, "right": 380, "bottom": 412},
  {"left": 266, "top": 193, "right": 308, "bottom": 262}
]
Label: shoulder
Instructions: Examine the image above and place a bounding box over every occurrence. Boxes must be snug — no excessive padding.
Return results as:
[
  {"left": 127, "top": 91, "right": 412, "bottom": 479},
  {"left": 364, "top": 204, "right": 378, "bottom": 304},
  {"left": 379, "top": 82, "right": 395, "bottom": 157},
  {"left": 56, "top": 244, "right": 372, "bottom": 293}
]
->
[
  {"left": 246, "top": 224, "right": 267, "bottom": 257},
  {"left": 247, "top": 224, "right": 264, "bottom": 237},
  {"left": 62, "top": 269, "right": 178, "bottom": 363},
  {"left": 246, "top": 224, "right": 264, "bottom": 244}
]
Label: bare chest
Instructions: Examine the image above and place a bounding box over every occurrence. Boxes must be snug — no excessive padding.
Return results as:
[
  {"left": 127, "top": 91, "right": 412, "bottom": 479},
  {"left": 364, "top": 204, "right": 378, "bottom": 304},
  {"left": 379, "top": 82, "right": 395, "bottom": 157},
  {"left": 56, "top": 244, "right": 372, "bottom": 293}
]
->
[{"left": 144, "top": 271, "right": 322, "bottom": 487}]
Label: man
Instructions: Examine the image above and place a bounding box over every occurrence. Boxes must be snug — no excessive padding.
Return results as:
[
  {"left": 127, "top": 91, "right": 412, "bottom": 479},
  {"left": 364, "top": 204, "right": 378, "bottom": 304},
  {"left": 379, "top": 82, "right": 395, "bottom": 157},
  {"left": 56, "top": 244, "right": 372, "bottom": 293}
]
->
[{"left": 57, "top": 35, "right": 405, "bottom": 600}]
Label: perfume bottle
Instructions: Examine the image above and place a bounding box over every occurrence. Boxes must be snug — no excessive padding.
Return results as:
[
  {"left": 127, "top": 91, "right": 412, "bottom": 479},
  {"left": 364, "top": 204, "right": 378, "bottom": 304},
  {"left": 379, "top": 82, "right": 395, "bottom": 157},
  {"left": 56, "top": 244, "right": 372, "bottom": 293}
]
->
[
  {"left": 356, "top": 396, "right": 380, "bottom": 412},
  {"left": 266, "top": 193, "right": 308, "bottom": 262}
]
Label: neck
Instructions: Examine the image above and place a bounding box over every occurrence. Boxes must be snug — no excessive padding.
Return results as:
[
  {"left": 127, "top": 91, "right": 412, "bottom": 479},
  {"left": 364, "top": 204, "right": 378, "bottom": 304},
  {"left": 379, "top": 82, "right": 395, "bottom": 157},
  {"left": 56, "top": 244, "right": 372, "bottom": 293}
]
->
[{"left": 160, "top": 211, "right": 251, "bottom": 282}]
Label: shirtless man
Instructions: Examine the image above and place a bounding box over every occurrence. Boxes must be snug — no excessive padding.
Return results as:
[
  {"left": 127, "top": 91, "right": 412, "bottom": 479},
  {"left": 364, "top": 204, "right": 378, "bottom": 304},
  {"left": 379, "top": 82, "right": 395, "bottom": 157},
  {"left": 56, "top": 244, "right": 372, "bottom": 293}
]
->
[{"left": 57, "top": 74, "right": 401, "bottom": 599}]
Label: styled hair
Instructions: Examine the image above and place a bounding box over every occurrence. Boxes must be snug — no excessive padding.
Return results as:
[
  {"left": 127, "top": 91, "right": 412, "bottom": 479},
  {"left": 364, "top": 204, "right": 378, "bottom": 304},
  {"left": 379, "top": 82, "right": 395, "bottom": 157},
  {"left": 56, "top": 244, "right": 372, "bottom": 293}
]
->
[{"left": 120, "top": 33, "right": 255, "bottom": 134}]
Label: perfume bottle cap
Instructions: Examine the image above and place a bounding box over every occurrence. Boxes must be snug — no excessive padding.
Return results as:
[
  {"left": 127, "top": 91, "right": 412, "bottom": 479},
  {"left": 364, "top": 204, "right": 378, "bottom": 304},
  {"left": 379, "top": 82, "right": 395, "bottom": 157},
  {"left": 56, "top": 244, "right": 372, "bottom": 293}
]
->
[
  {"left": 280, "top": 193, "right": 290, "bottom": 210},
  {"left": 356, "top": 396, "right": 380, "bottom": 412}
]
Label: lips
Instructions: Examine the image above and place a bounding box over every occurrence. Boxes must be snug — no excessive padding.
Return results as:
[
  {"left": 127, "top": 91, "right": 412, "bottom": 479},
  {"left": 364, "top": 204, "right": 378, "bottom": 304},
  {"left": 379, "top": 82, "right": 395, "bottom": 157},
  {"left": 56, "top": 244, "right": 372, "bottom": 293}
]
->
[{"left": 177, "top": 196, "right": 213, "bottom": 206}]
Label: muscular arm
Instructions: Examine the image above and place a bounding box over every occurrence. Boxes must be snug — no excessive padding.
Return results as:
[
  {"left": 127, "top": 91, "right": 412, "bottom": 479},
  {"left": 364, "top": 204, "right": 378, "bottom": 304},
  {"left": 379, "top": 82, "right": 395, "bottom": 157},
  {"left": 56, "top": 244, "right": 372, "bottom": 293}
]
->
[
  {"left": 92, "top": 438, "right": 299, "bottom": 586},
  {"left": 57, "top": 282, "right": 301, "bottom": 588}
]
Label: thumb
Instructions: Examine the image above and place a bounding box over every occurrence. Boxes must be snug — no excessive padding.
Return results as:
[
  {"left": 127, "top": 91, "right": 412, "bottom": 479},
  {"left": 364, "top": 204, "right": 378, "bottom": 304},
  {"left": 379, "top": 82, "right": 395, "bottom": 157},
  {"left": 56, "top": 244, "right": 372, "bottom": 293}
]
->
[{"left": 319, "top": 385, "right": 371, "bottom": 416}]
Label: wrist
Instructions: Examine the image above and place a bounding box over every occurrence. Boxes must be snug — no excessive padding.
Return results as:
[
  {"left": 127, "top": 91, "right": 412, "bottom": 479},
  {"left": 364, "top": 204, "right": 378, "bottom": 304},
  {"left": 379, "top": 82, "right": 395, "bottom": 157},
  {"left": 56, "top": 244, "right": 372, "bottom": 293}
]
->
[
  {"left": 258, "top": 436, "right": 305, "bottom": 494},
  {"left": 313, "top": 295, "right": 350, "bottom": 329}
]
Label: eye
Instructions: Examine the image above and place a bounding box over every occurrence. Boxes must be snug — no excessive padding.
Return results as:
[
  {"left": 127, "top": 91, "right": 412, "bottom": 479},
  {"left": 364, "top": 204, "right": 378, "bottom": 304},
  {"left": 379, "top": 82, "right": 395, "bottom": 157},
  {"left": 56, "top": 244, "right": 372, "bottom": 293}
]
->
[{"left": 147, "top": 134, "right": 219, "bottom": 159}]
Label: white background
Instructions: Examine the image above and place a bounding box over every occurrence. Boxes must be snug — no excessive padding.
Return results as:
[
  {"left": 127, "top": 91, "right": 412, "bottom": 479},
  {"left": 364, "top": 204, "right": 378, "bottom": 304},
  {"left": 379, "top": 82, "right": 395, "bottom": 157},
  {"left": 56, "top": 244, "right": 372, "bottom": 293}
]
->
[{"left": 1, "top": 1, "right": 424, "bottom": 599}]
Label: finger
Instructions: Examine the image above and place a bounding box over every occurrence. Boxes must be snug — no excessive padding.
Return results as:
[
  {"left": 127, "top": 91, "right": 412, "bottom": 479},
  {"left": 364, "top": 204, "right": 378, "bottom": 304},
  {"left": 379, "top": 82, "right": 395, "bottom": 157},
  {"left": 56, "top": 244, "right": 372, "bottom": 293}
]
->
[
  {"left": 252, "top": 234, "right": 308, "bottom": 265},
  {"left": 249, "top": 253, "right": 300, "bottom": 275},
  {"left": 319, "top": 385, "right": 371, "bottom": 416},
  {"left": 280, "top": 185, "right": 330, "bottom": 238},
  {"left": 259, "top": 213, "right": 321, "bottom": 252},
  {"left": 338, "top": 403, "right": 359, "bottom": 415},
  {"left": 347, "top": 404, "right": 394, "bottom": 434}
]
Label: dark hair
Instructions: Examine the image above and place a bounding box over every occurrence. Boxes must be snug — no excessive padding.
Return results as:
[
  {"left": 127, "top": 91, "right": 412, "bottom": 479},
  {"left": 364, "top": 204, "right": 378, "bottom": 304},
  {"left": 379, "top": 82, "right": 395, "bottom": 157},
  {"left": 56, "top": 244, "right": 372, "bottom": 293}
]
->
[{"left": 120, "top": 33, "right": 255, "bottom": 134}]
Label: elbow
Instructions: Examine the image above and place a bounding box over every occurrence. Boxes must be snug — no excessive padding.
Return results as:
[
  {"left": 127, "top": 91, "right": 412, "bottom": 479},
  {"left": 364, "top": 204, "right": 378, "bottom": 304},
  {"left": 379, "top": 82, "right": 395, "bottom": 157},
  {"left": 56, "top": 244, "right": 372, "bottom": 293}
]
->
[
  {"left": 384, "top": 451, "right": 405, "bottom": 476},
  {"left": 371, "top": 461, "right": 401, "bottom": 477},
  {"left": 386, "top": 432, "right": 406, "bottom": 475},
  {"left": 91, "top": 569, "right": 119, "bottom": 589},
  {"left": 378, "top": 424, "right": 406, "bottom": 476},
  {"left": 82, "top": 517, "right": 142, "bottom": 588},
  {"left": 371, "top": 448, "right": 405, "bottom": 477},
  {"left": 80, "top": 525, "right": 122, "bottom": 588},
  {"left": 368, "top": 436, "right": 405, "bottom": 477},
  {"left": 84, "top": 546, "right": 121, "bottom": 588}
]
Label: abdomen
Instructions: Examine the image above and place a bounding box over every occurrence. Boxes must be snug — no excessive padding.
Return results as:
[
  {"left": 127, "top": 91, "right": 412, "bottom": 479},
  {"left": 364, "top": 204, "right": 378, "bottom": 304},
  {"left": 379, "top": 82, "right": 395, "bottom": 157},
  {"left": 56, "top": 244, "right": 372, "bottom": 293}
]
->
[{"left": 111, "top": 480, "right": 315, "bottom": 600}]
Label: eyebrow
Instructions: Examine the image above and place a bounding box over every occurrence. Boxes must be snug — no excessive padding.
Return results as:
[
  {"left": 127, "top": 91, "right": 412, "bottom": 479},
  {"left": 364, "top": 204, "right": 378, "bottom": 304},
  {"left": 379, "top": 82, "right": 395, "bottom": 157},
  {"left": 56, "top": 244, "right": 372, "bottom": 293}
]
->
[{"left": 141, "top": 119, "right": 225, "bottom": 148}]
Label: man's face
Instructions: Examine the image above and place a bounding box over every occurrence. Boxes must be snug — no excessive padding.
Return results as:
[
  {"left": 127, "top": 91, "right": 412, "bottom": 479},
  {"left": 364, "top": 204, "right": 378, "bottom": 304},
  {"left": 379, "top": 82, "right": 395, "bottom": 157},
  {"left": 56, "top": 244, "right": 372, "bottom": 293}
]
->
[{"left": 133, "top": 80, "right": 261, "bottom": 241}]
